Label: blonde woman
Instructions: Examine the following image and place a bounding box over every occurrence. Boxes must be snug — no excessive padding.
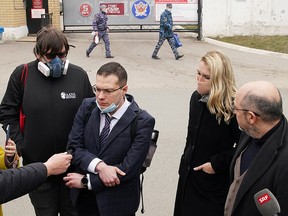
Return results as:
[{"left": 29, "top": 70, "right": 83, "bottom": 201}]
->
[
  {"left": 0, "top": 139, "right": 19, "bottom": 216},
  {"left": 174, "top": 50, "right": 241, "bottom": 216}
]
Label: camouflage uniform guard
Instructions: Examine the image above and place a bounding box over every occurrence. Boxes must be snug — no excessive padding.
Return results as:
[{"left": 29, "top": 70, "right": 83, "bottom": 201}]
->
[
  {"left": 152, "top": 3, "right": 183, "bottom": 60},
  {"left": 86, "top": 5, "right": 114, "bottom": 58}
]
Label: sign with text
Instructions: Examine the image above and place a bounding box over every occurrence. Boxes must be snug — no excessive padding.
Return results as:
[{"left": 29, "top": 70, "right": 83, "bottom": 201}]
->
[
  {"left": 101, "top": 3, "right": 124, "bottom": 15},
  {"left": 31, "top": 8, "right": 45, "bottom": 18},
  {"left": 155, "top": 3, "right": 198, "bottom": 22}
]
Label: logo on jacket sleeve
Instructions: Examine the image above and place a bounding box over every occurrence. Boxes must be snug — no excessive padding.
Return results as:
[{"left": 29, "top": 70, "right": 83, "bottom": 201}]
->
[{"left": 61, "top": 92, "right": 76, "bottom": 99}]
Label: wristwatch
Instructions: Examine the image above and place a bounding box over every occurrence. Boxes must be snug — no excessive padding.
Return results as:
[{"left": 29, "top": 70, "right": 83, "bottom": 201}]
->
[{"left": 81, "top": 175, "right": 88, "bottom": 188}]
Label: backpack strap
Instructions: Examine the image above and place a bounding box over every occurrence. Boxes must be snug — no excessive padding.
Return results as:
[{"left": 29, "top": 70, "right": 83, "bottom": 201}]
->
[
  {"left": 140, "top": 173, "right": 145, "bottom": 213},
  {"left": 130, "top": 108, "right": 140, "bottom": 141},
  {"left": 130, "top": 107, "right": 147, "bottom": 214},
  {"left": 21, "top": 64, "right": 28, "bottom": 86},
  {"left": 19, "top": 64, "right": 28, "bottom": 133},
  {"left": 20, "top": 64, "right": 28, "bottom": 101}
]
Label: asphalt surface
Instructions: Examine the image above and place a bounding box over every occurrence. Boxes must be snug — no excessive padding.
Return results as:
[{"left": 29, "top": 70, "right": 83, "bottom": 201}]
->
[{"left": 0, "top": 32, "right": 288, "bottom": 215}]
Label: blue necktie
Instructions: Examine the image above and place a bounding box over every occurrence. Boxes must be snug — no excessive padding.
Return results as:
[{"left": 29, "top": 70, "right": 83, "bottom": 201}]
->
[{"left": 99, "top": 114, "right": 111, "bottom": 149}]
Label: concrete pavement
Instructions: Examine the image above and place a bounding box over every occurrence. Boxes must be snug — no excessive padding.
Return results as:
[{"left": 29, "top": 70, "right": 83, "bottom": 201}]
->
[{"left": 0, "top": 32, "right": 288, "bottom": 215}]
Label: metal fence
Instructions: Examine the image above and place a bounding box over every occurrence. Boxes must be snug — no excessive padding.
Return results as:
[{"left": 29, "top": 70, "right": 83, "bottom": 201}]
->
[{"left": 62, "top": 0, "right": 200, "bottom": 35}]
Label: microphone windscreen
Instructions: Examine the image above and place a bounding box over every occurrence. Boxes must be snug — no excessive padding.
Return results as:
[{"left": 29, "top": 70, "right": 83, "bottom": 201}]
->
[{"left": 254, "top": 188, "right": 280, "bottom": 216}]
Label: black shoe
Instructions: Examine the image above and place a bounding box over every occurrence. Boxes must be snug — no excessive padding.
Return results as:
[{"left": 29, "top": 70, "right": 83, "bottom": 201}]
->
[
  {"left": 86, "top": 51, "right": 89, "bottom": 57},
  {"left": 106, "top": 55, "right": 114, "bottom": 58},
  {"left": 176, "top": 54, "right": 184, "bottom": 60},
  {"left": 152, "top": 55, "right": 160, "bottom": 60}
]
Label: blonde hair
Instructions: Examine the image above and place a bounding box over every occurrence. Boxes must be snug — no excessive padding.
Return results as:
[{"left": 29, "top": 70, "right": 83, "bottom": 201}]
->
[{"left": 201, "top": 50, "right": 237, "bottom": 124}]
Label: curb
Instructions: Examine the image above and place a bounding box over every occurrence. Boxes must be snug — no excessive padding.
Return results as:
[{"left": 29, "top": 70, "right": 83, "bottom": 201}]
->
[
  {"left": 203, "top": 37, "right": 288, "bottom": 59},
  {"left": 15, "top": 36, "right": 36, "bottom": 42}
]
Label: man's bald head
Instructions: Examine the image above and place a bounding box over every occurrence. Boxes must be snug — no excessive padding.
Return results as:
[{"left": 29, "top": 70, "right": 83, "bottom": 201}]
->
[{"left": 236, "top": 81, "right": 282, "bottom": 122}]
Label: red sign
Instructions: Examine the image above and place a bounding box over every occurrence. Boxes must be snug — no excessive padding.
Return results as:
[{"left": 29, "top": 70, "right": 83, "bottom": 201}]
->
[
  {"left": 80, "top": 3, "right": 93, "bottom": 17},
  {"left": 101, "top": 3, "right": 124, "bottom": 15},
  {"left": 155, "top": 0, "right": 188, "bottom": 3},
  {"left": 32, "top": 0, "right": 43, "bottom": 9}
]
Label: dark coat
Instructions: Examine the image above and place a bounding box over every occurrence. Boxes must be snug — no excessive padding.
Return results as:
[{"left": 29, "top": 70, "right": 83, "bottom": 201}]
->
[
  {"left": 68, "top": 95, "right": 155, "bottom": 216},
  {"left": 0, "top": 163, "right": 47, "bottom": 204},
  {"left": 159, "top": 9, "right": 173, "bottom": 38},
  {"left": 174, "top": 91, "right": 241, "bottom": 216},
  {"left": 229, "top": 116, "right": 288, "bottom": 216},
  {"left": 93, "top": 11, "right": 108, "bottom": 32}
]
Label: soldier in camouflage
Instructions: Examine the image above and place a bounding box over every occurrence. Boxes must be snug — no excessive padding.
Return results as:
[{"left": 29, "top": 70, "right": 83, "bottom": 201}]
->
[
  {"left": 152, "top": 3, "right": 184, "bottom": 60},
  {"left": 86, "top": 5, "right": 114, "bottom": 58}
]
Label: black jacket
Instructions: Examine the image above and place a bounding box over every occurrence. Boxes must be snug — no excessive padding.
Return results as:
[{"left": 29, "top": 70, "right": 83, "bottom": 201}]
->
[
  {"left": 174, "top": 91, "right": 241, "bottom": 216},
  {"left": 229, "top": 116, "right": 288, "bottom": 215},
  {"left": 0, "top": 60, "right": 94, "bottom": 165},
  {"left": 0, "top": 162, "right": 47, "bottom": 204}
]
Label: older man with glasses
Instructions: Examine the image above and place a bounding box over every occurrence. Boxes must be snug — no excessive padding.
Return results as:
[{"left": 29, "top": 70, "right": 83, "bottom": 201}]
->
[
  {"left": 64, "top": 62, "right": 155, "bottom": 216},
  {"left": 0, "top": 27, "right": 94, "bottom": 216},
  {"left": 224, "top": 81, "right": 288, "bottom": 216}
]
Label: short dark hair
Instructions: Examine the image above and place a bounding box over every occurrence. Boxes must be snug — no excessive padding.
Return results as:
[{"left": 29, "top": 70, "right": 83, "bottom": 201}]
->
[
  {"left": 166, "top": 3, "right": 172, "bottom": 8},
  {"left": 97, "top": 62, "right": 127, "bottom": 86},
  {"left": 34, "top": 27, "right": 69, "bottom": 57},
  {"left": 241, "top": 90, "right": 283, "bottom": 122}
]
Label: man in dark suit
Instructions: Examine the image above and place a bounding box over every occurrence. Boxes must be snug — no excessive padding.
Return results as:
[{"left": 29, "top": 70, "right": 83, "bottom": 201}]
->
[
  {"left": 224, "top": 81, "right": 288, "bottom": 215},
  {"left": 64, "top": 62, "right": 155, "bottom": 216}
]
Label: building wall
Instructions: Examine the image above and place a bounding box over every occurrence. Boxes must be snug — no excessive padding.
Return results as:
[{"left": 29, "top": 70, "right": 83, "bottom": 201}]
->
[
  {"left": 49, "top": 0, "right": 61, "bottom": 30},
  {"left": 202, "top": 0, "right": 288, "bottom": 37},
  {"left": 0, "top": 0, "right": 27, "bottom": 40},
  {"left": 0, "top": 0, "right": 61, "bottom": 40}
]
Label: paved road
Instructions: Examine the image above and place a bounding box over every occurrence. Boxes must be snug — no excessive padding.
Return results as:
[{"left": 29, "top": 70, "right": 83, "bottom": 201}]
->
[{"left": 0, "top": 32, "right": 288, "bottom": 215}]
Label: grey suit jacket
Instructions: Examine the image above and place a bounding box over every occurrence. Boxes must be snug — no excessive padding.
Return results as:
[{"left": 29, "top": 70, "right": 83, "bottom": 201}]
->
[{"left": 68, "top": 94, "right": 155, "bottom": 216}]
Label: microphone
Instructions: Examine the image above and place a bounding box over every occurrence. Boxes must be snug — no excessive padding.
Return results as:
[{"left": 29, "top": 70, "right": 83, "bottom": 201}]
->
[{"left": 254, "top": 188, "right": 280, "bottom": 216}]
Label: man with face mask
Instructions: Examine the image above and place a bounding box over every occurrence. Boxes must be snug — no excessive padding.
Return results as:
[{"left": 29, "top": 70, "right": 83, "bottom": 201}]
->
[
  {"left": 63, "top": 62, "right": 155, "bottom": 216},
  {"left": 86, "top": 4, "right": 114, "bottom": 58},
  {"left": 0, "top": 27, "right": 94, "bottom": 216},
  {"left": 152, "top": 3, "right": 184, "bottom": 60}
]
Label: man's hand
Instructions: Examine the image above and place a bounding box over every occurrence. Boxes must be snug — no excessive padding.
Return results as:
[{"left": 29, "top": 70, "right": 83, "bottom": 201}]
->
[
  {"left": 43, "top": 152, "right": 72, "bottom": 176},
  {"left": 64, "top": 173, "right": 84, "bottom": 188},
  {"left": 96, "top": 161, "right": 126, "bottom": 187},
  {"left": 193, "top": 162, "right": 215, "bottom": 174}
]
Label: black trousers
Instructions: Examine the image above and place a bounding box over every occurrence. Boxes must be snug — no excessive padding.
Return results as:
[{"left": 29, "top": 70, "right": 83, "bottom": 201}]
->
[
  {"left": 29, "top": 179, "right": 77, "bottom": 216},
  {"left": 77, "top": 190, "right": 135, "bottom": 216}
]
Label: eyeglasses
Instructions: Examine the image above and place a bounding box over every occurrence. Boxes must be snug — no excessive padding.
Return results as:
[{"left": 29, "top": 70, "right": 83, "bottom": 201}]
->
[
  {"left": 92, "top": 85, "right": 124, "bottom": 95},
  {"left": 44, "top": 52, "right": 67, "bottom": 60},
  {"left": 232, "top": 106, "right": 260, "bottom": 117}
]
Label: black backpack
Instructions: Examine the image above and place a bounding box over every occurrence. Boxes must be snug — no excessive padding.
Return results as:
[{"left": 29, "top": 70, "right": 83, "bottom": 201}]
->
[{"left": 130, "top": 108, "right": 158, "bottom": 213}]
